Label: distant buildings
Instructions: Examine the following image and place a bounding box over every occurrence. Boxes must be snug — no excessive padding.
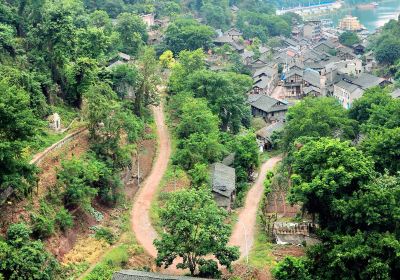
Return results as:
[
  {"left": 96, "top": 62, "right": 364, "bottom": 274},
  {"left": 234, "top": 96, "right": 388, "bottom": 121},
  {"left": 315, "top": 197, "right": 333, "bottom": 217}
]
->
[
  {"left": 303, "top": 20, "right": 322, "bottom": 41},
  {"left": 339, "top": 15, "right": 363, "bottom": 31}
]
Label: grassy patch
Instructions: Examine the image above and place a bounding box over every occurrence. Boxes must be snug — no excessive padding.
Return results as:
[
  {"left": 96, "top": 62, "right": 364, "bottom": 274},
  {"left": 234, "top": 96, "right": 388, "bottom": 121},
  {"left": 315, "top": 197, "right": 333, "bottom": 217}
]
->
[{"left": 248, "top": 217, "right": 275, "bottom": 269}]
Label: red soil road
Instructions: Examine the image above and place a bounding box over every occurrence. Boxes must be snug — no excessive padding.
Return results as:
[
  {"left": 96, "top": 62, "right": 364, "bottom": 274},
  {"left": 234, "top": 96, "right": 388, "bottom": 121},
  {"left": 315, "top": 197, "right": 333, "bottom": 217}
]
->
[
  {"left": 131, "top": 103, "right": 281, "bottom": 270},
  {"left": 131, "top": 104, "right": 171, "bottom": 258},
  {"left": 229, "top": 156, "right": 282, "bottom": 260}
]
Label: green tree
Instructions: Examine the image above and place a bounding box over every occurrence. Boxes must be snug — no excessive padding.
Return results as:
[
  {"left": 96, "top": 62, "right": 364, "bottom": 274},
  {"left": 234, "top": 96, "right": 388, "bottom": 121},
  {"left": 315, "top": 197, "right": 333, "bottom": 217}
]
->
[
  {"left": 177, "top": 97, "right": 220, "bottom": 138},
  {"left": 168, "top": 49, "right": 206, "bottom": 94},
  {"left": 58, "top": 158, "right": 100, "bottom": 211},
  {"left": 154, "top": 188, "right": 239, "bottom": 276},
  {"left": 289, "top": 138, "right": 374, "bottom": 227},
  {"left": 273, "top": 256, "right": 311, "bottom": 280},
  {"left": 134, "top": 47, "right": 160, "bottom": 117},
  {"left": 115, "top": 12, "right": 148, "bottom": 55},
  {"left": 185, "top": 70, "right": 253, "bottom": 133},
  {"left": 164, "top": 18, "right": 214, "bottom": 54},
  {"left": 188, "top": 163, "right": 210, "bottom": 188},
  {"left": 361, "top": 127, "right": 400, "bottom": 174},
  {"left": 375, "top": 36, "right": 400, "bottom": 65},
  {"left": 233, "top": 132, "right": 260, "bottom": 183},
  {"left": 348, "top": 87, "right": 392, "bottom": 124},
  {"left": 0, "top": 223, "right": 59, "bottom": 280},
  {"left": 339, "top": 31, "right": 360, "bottom": 47},
  {"left": 282, "top": 97, "right": 356, "bottom": 151},
  {"left": 0, "top": 78, "right": 40, "bottom": 199}
]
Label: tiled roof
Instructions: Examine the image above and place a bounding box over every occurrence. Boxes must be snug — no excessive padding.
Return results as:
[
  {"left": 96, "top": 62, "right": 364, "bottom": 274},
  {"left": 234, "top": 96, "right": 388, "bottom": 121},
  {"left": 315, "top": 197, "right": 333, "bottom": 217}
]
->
[
  {"left": 248, "top": 94, "right": 288, "bottom": 113},
  {"left": 210, "top": 163, "right": 236, "bottom": 198}
]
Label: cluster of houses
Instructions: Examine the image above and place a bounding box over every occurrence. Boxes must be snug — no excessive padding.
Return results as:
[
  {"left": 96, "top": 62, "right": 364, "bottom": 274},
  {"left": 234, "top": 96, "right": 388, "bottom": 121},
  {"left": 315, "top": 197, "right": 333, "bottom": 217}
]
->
[{"left": 209, "top": 21, "right": 397, "bottom": 152}]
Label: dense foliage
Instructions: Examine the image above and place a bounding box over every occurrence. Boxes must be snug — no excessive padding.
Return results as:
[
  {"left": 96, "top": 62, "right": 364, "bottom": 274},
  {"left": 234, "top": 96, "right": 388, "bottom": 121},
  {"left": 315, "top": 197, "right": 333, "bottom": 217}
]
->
[
  {"left": 154, "top": 188, "right": 239, "bottom": 276},
  {"left": 274, "top": 87, "right": 400, "bottom": 279}
]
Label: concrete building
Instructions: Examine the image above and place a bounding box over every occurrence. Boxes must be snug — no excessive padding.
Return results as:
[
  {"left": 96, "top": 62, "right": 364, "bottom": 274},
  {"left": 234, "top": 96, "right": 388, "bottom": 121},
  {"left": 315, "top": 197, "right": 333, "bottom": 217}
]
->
[
  {"left": 303, "top": 20, "right": 322, "bottom": 41},
  {"left": 339, "top": 15, "right": 363, "bottom": 31}
]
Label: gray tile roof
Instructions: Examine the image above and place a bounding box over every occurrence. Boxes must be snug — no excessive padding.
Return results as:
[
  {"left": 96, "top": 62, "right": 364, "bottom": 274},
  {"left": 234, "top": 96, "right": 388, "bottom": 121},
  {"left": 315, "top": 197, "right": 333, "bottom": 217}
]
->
[
  {"left": 210, "top": 163, "right": 236, "bottom": 198},
  {"left": 112, "top": 270, "right": 205, "bottom": 280},
  {"left": 256, "top": 122, "right": 285, "bottom": 140},
  {"left": 348, "top": 73, "right": 384, "bottom": 90},
  {"left": 303, "top": 69, "right": 321, "bottom": 88},
  {"left": 253, "top": 66, "right": 276, "bottom": 78},
  {"left": 248, "top": 94, "right": 288, "bottom": 113},
  {"left": 253, "top": 76, "right": 271, "bottom": 89},
  {"left": 335, "top": 80, "right": 359, "bottom": 93}
]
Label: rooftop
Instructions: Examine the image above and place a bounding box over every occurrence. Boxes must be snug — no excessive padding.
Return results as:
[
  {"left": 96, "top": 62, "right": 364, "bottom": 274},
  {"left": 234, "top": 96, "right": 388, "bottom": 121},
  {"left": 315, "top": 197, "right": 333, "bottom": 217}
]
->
[{"left": 210, "top": 163, "right": 236, "bottom": 198}]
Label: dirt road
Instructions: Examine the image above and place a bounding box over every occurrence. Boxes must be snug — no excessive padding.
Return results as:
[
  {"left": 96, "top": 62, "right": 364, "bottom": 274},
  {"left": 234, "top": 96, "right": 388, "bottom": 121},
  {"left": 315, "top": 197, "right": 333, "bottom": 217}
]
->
[
  {"left": 131, "top": 104, "right": 171, "bottom": 258},
  {"left": 229, "top": 157, "right": 282, "bottom": 260}
]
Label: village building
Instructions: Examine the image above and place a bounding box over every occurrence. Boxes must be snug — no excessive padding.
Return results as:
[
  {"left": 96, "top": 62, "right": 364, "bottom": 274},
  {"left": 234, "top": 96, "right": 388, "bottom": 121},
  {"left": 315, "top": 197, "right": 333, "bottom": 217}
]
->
[
  {"left": 210, "top": 163, "right": 236, "bottom": 211},
  {"left": 248, "top": 94, "right": 288, "bottom": 122},
  {"left": 251, "top": 66, "right": 278, "bottom": 95},
  {"left": 302, "top": 20, "right": 322, "bottom": 41},
  {"left": 256, "top": 122, "right": 285, "bottom": 152},
  {"left": 48, "top": 113, "right": 61, "bottom": 131},
  {"left": 107, "top": 52, "right": 131, "bottom": 69},
  {"left": 140, "top": 14, "right": 155, "bottom": 28},
  {"left": 333, "top": 73, "right": 387, "bottom": 108},
  {"left": 339, "top": 15, "right": 363, "bottom": 31}
]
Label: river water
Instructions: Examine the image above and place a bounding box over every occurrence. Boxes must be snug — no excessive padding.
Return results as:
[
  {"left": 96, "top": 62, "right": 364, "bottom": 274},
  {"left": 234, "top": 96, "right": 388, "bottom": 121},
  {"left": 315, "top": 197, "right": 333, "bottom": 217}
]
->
[{"left": 317, "top": 0, "right": 400, "bottom": 32}]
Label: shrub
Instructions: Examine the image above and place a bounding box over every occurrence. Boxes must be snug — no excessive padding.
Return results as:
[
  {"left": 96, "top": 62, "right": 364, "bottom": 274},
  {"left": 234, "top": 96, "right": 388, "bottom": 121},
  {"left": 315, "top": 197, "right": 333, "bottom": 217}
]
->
[
  {"left": 30, "top": 202, "right": 56, "bottom": 239},
  {"left": 94, "top": 227, "right": 116, "bottom": 245},
  {"left": 55, "top": 208, "right": 74, "bottom": 231},
  {"left": 31, "top": 213, "right": 55, "bottom": 239},
  {"left": 6, "top": 223, "right": 31, "bottom": 247}
]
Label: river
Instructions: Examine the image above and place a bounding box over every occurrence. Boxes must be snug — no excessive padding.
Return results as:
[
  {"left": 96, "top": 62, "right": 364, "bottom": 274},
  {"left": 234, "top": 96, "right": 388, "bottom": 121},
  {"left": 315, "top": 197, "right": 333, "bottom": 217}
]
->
[{"left": 315, "top": 0, "right": 400, "bottom": 32}]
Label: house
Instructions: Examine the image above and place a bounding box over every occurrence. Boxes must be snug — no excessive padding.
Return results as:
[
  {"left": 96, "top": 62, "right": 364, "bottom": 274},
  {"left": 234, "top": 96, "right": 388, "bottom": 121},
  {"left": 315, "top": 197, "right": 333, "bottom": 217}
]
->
[
  {"left": 303, "top": 68, "right": 321, "bottom": 89},
  {"left": 112, "top": 270, "right": 206, "bottom": 280},
  {"left": 333, "top": 73, "right": 387, "bottom": 109},
  {"left": 141, "top": 14, "right": 155, "bottom": 28},
  {"left": 284, "top": 69, "right": 303, "bottom": 95},
  {"left": 241, "top": 49, "right": 254, "bottom": 65},
  {"left": 225, "top": 28, "right": 242, "bottom": 40},
  {"left": 256, "top": 122, "right": 285, "bottom": 152},
  {"left": 303, "top": 20, "right": 322, "bottom": 41},
  {"left": 351, "top": 43, "right": 365, "bottom": 55},
  {"left": 248, "top": 94, "right": 288, "bottom": 122},
  {"left": 313, "top": 40, "right": 337, "bottom": 54},
  {"left": 336, "top": 46, "right": 357, "bottom": 60},
  {"left": 252, "top": 66, "right": 278, "bottom": 94},
  {"left": 107, "top": 52, "right": 131, "bottom": 69},
  {"left": 210, "top": 163, "right": 236, "bottom": 211},
  {"left": 48, "top": 113, "right": 61, "bottom": 131},
  {"left": 213, "top": 35, "right": 244, "bottom": 53}
]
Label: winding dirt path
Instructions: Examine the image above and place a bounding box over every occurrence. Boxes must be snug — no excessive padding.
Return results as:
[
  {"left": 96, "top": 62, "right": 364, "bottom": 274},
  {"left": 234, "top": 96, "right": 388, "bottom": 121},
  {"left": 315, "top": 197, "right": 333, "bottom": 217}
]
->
[
  {"left": 130, "top": 103, "right": 281, "bottom": 270},
  {"left": 131, "top": 104, "right": 171, "bottom": 258},
  {"left": 229, "top": 156, "right": 282, "bottom": 260}
]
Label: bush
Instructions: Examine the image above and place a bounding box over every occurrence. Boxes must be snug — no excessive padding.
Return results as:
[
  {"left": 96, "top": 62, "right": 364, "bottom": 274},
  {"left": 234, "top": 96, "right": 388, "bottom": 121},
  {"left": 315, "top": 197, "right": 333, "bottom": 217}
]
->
[
  {"left": 94, "top": 227, "right": 116, "bottom": 245},
  {"left": 273, "top": 256, "right": 311, "bottom": 280},
  {"left": 84, "top": 262, "right": 115, "bottom": 280},
  {"left": 30, "top": 202, "right": 56, "bottom": 239},
  {"left": 55, "top": 208, "right": 74, "bottom": 231},
  {"left": 6, "top": 223, "right": 31, "bottom": 247},
  {"left": 31, "top": 213, "right": 55, "bottom": 239}
]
